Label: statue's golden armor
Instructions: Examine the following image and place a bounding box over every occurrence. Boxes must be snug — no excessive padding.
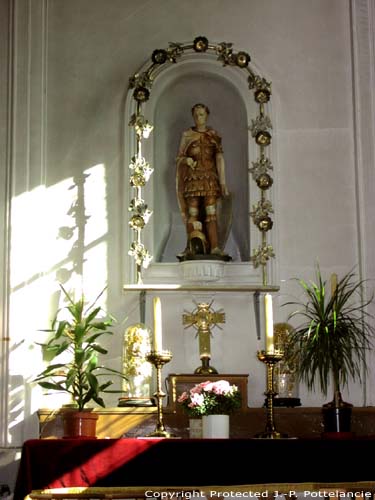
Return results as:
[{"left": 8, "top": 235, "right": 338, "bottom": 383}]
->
[{"left": 182, "top": 131, "right": 222, "bottom": 200}]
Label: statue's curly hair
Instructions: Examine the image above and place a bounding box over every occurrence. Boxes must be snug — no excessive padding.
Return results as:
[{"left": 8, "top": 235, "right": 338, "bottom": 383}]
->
[{"left": 191, "top": 103, "right": 210, "bottom": 115}]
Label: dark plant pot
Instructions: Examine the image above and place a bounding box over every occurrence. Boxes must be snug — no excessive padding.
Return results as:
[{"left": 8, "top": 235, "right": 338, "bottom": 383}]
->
[
  {"left": 322, "top": 406, "right": 352, "bottom": 433},
  {"left": 61, "top": 409, "right": 99, "bottom": 438}
]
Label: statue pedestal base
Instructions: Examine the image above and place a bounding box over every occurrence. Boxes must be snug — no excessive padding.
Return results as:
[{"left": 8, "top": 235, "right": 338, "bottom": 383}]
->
[
  {"left": 179, "top": 260, "right": 227, "bottom": 282},
  {"left": 178, "top": 253, "right": 232, "bottom": 263}
]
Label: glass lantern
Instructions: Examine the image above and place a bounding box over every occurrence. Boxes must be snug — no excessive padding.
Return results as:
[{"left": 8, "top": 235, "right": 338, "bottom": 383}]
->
[{"left": 273, "top": 322, "right": 301, "bottom": 407}]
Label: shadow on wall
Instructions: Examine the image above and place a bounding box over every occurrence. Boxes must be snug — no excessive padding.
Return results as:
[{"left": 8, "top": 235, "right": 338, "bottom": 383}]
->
[{"left": 55, "top": 171, "right": 90, "bottom": 285}]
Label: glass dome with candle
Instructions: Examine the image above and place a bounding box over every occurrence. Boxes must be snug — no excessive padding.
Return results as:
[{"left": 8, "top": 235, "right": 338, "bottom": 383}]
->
[
  {"left": 273, "top": 322, "right": 301, "bottom": 407},
  {"left": 119, "top": 323, "right": 154, "bottom": 407}
]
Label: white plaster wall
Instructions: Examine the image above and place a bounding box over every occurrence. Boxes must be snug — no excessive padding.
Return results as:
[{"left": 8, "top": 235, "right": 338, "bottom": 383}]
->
[{"left": 1, "top": 0, "right": 375, "bottom": 489}]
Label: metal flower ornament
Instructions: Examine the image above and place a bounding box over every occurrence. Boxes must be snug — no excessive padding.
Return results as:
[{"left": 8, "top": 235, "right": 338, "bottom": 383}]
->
[{"left": 128, "top": 36, "right": 275, "bottom": 284}]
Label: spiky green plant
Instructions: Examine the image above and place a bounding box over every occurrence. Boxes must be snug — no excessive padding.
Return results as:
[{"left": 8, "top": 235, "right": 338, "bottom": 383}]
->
[
  {"left": 283, "top": 265, "right": 375, "bottom": 402},
  {"left": 34, "top": 285, "right": 127, "bottom": 411}
]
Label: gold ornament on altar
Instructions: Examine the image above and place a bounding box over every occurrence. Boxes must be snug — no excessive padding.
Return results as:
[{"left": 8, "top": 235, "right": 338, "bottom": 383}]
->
[{"left": 182, "top": 301, "right": 225, "bottom": 374}]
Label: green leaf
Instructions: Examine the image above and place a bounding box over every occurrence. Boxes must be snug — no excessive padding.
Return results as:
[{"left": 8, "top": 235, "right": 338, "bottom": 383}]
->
[
  {"left": 84, "top": 307, "right": 102, "bottom": 326},
  {"left": 88, "top": 355, "right": 98, "bottom": 371},
  {"left": 91, "top": 344, "right": 108, "bottom": 355},
  {"left": 92, "top": 395, "right": 105, "bottom": 408},
  {"left": 35, "top": 363, "right": 67, "bottom": 378},
  {"left": 74, "top": 348, "right": 85, "bottom": 366},
  {"left": 86, "top": 372, "right": 99, "bottom": 392},
  {"left": 98, "top": 381, "right": 113, "bottom": 391},
  {"left": 38, "top": 381, "right": 66, "bottom": 391},
  {"left": 90, "top": 321, "right": 112, "bottom": 331}
]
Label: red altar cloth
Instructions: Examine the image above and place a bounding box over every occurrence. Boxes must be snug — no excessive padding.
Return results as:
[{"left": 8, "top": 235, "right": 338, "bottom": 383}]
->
[
  {"left": 14, "top": 437, "right": 375, "bottom": 500},
  {"left": 14, "top": 438, "right": 159, "bottom": 500}
]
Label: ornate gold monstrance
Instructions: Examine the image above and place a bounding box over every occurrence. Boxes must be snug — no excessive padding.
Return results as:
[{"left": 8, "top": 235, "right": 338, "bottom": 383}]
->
[{"left": 182, "top": 301, "right": 225, "bottom": 374}]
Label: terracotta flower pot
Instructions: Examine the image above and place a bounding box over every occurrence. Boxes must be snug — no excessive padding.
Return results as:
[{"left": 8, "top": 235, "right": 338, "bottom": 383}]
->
[{"left": 61, "top": 410, "right": 99, "bottom": 438}]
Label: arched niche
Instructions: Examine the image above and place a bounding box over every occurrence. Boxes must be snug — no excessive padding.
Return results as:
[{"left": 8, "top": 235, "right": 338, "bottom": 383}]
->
[
  {"left": 124, "top": 41, "right": 277, "bottom": 286},
  {"left": 152, "top": 61, "right": 253, "bottom": 262}
]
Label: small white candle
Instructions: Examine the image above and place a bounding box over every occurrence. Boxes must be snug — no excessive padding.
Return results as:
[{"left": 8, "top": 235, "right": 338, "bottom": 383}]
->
[
  {"left": 264, "top": 294, "right": 274, "bottom": 353},
  {"left": 153, "top": 296, "right": 162, "bottom": 352}
]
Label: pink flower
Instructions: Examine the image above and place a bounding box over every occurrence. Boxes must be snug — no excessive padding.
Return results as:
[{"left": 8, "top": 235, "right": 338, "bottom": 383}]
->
[
  {"left": 177, "top": 391, "right": 189, "bottom": 403},
  {"left": 190, "top": 385, "right": 202, "bottom": 395},
  {"left": 190, "top": 381, "right": 211, "bottom": 395},
  {"left": 188, "top": 393, "right": 204, "bottom": 407},
  {"left": 203, "top": 380, "right": 232, "bottom": 395},
  {"left": 200, "top": 381, "right": 212, "bottom": 389},
  {"left": 177, "top": 379, "right": 241, "bottom": 417}
]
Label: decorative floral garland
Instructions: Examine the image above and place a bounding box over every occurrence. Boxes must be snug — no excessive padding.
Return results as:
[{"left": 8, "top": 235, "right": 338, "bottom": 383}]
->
[{"left": 128, "top": 36, "right": 275, "bottom": 284}]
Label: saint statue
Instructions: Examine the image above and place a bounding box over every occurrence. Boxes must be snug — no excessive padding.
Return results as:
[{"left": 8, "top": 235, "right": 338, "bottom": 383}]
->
[{"left": 176, "top": 103, "right": 232, "bottom": 261}]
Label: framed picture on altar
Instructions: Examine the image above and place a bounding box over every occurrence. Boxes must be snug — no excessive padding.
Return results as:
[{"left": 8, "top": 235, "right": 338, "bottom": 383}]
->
[{"left": 166, "top": 373, "right": 249, "bottom": 413}]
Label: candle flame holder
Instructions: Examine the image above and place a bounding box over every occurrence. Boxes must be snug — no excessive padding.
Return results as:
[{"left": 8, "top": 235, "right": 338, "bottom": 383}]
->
[
  {"left": 255, "top": 350, "right": 289, "bottom": 439},
  {"left": 145, "top": 350, "right": 173, "bottom": 437}
]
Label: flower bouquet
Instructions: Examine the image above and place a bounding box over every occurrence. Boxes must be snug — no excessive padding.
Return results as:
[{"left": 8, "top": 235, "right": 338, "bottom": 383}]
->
[{"left": 177, "top": 380, "right": 241, "bottom": 417}]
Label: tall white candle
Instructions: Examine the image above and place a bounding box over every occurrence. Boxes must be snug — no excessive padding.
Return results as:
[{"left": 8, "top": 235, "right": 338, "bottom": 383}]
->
[
  {"left": 153, "top": 296, "right": 162, "bottom": 352},
  {"left": 264, "top": 294, "right": 274, "bottom": 353}
]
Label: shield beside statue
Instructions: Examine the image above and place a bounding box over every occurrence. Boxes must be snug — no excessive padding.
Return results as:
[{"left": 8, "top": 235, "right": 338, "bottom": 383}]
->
[{"left": 216, "top": 193, "right": 233, "bottom": 253}]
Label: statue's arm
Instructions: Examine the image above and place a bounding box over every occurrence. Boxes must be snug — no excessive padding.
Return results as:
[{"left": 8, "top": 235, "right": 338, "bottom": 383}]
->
[
  {"left": 176, "top": 131, "right": 196, "bottom": 169},
  {"left": 176, "top": 131, "right": 192, "bottom": 224},
  {"left": 216, "top": 149, "right": 229, "bottom": 197},
  {"left": 209, "top": 130, "right": 229, "bottom": 197}
]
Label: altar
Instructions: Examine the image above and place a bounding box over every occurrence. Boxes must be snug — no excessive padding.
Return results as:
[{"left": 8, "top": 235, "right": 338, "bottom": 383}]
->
[{"left": 13, "top": 437, "right": 375, "bottom": 500}]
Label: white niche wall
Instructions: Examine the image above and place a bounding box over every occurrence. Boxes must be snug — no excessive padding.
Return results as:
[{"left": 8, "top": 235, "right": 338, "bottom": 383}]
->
[{"left": 124, "top": 53, "right": 278, "bottom": 286}]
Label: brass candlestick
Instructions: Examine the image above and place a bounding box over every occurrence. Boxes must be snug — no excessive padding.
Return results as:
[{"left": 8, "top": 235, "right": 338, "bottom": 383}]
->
[
  {"left": 146, "top": 350, "right": 173, "bottom": 437},
  {"left": 255, "top": 350, "right": 288, "bottom": 439}
]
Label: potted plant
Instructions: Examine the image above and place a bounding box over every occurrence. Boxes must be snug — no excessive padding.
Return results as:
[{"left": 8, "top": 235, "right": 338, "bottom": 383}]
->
[
  {"left": 34, "top": 285, "right": 127, "bottom": 438},
  {"left": 178, "top": 380, "right": 241, "bottom": 438},
  {"left": 283, "top": 264, "right": 375, "bottom": 434}
]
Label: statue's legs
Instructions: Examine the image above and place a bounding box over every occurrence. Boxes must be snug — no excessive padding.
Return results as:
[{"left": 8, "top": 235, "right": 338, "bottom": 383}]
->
[
  {"left": 187, "top": 198, "right": 207, "bottom": 255},
  {"left": 184, "top": 196, "right": 226, "bottom": 256},
  {"left": 187, "top": 202, "right": 199, "bottom": 235},
  {"left": 205, "top": 197, "right": 219, "bottom": 254}
]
